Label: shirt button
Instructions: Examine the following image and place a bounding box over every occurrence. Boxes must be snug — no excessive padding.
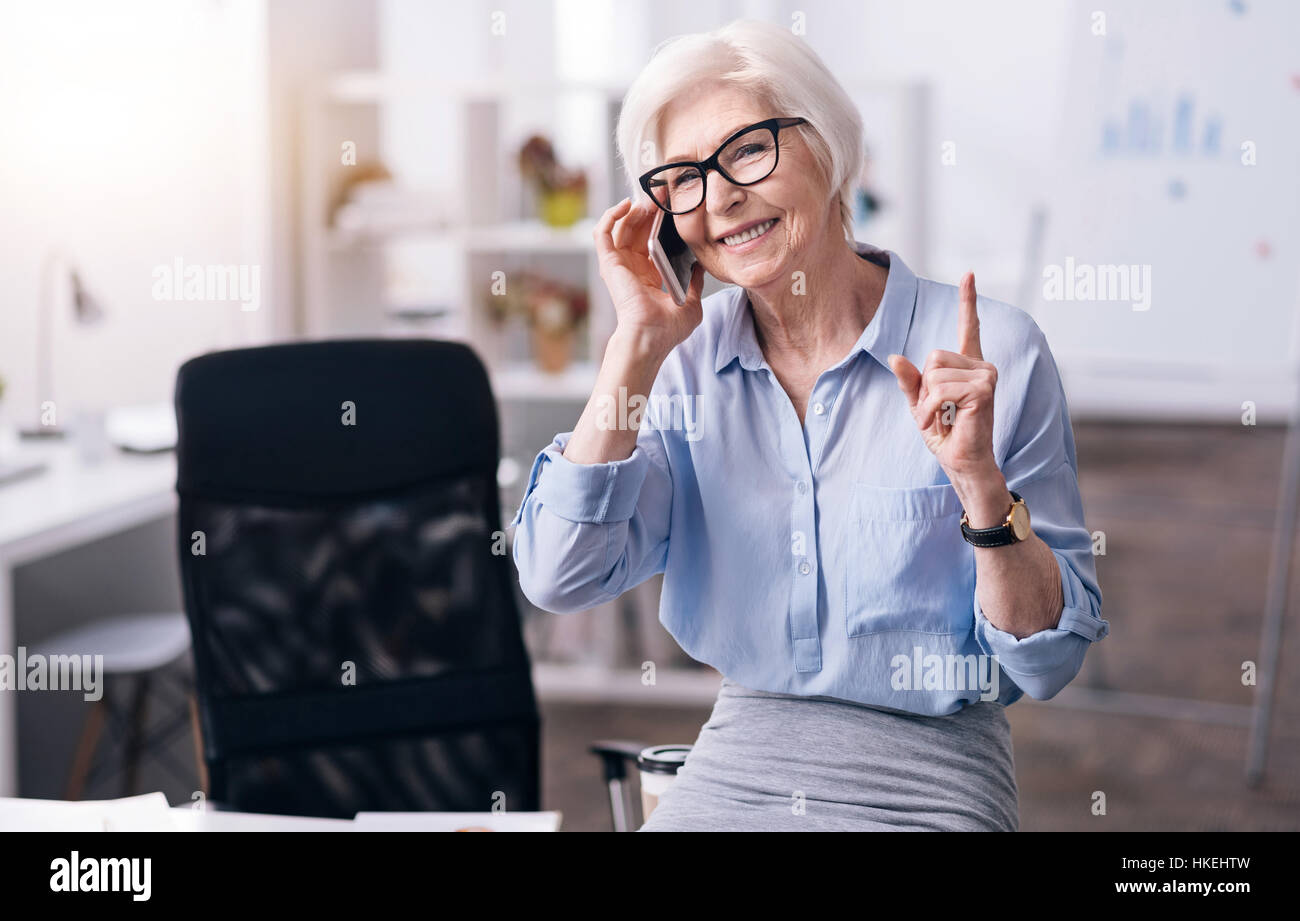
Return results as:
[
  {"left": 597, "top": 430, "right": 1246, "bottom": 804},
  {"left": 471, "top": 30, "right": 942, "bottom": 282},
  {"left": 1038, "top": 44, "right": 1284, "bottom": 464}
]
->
[
  {"left": 796, "top": 480, "right": 808, "bottom": 495},
  {"left": 799, "top": 560, "right": 811, "bottom": 575},
  {"left": 812, "top": 402, "right": 825, "bottom": 415}
]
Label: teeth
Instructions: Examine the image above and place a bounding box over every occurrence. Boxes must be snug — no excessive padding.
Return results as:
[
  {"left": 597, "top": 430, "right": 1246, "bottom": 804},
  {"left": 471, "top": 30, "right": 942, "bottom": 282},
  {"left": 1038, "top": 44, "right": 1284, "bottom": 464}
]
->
[{"left": 723, "top": 219, "right": 775, "bottom": 247}]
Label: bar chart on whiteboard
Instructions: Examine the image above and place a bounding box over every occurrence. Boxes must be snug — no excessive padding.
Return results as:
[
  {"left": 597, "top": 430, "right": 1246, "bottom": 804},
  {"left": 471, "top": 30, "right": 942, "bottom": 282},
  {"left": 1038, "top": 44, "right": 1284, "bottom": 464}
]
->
[{"left": 1029, "top": 0, "right": 1300, "bottom": 421}]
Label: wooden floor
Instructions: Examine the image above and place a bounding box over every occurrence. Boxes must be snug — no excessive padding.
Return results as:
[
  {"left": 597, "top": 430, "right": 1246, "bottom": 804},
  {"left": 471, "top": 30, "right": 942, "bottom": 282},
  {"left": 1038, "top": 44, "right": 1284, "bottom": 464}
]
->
[{"left": 541, "top": 421, "right": 1300, "bottom": 831}]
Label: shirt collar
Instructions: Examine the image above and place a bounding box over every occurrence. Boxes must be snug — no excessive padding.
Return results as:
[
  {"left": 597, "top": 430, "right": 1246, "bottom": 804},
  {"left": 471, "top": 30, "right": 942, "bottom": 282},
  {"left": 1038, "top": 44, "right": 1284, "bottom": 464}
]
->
[{"left": 712, "top": 241, "right": 919, "bottom": 375}]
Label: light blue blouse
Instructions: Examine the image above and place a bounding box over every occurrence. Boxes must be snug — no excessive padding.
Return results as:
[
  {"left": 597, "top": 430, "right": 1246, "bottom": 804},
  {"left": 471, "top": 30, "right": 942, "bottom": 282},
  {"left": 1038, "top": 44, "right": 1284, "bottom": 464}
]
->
[{"left": 509, "top": 241, "right": 1109, "bottom": 715}]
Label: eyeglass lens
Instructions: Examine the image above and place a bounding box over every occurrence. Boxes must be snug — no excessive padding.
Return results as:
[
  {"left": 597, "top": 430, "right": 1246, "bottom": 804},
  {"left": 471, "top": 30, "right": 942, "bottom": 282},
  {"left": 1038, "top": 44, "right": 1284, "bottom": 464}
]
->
[{"left": 647, "top": 126, "right": 779, "bottom": 213}]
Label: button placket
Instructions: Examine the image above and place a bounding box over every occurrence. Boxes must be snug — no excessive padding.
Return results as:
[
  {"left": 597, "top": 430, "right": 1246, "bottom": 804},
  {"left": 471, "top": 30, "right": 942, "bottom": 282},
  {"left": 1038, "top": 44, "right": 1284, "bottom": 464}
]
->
[
  {"left": 789, "top": 471, "right": 820, "bottom": 672},
  {"left": 764, "top": 365, "right": 822, "bottom": 673},
  {"left": 807, "top": 373, "right": 844, "bottom": 473}
]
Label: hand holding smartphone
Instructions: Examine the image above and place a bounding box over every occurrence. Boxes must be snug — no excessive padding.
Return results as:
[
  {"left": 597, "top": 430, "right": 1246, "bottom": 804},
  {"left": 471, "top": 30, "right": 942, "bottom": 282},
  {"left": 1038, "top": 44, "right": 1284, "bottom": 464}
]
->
[
  {"left": 590, "top": 197, "right": 703, "bottom": 357},
  {"left": 648, "top": 208, "right": 698, "bottom": 306}
]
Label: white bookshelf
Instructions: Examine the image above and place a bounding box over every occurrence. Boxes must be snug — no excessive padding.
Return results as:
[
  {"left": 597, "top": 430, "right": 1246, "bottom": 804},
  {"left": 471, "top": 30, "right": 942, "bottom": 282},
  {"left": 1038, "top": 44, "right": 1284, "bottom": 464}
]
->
[{"left": 299, "top": 76, "right": 625, "bottom": 400}]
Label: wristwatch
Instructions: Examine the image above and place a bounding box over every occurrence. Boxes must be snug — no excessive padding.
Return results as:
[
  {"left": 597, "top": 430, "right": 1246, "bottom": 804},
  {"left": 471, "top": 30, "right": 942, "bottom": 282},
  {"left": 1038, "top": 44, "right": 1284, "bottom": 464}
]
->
[{"left": 960, "top": 490, "right": 1031, "bottom": 547}]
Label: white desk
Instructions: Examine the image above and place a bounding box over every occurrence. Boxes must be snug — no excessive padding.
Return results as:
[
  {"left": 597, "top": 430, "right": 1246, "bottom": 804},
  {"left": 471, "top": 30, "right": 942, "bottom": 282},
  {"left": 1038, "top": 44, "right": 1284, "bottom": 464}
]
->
[
  {"left": 171, "top": 808, "right": 562, "bottom": 832},
  {"left": 0, "top": 440, "right": 177, "bottom": 796},
  {"left": 0, "top": 793, "right": 561, "bottom": 831}
]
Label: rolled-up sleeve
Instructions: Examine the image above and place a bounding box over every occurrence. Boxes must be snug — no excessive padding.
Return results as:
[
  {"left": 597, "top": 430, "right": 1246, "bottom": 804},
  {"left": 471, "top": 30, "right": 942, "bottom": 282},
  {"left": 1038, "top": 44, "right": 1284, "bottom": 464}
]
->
[
  {"left": 972, "top": 322, "right": 1109, "bottom": 700},
  {"left": 508, "top": 424, "right": 672, "bottom": 614}
]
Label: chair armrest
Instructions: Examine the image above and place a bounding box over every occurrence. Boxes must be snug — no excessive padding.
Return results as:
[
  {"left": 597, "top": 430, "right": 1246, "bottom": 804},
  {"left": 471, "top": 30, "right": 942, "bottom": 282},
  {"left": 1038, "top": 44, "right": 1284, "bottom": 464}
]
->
[{"left": 589, "top": 740, "right": 649, "bottom": 783}]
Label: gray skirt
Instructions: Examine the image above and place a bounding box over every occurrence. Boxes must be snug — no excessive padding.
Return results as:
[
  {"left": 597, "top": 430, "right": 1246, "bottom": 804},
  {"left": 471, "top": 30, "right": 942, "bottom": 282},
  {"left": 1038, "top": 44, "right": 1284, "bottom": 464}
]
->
[{"left": 638, "top": 677, "right": 1019, "bottom": 831}]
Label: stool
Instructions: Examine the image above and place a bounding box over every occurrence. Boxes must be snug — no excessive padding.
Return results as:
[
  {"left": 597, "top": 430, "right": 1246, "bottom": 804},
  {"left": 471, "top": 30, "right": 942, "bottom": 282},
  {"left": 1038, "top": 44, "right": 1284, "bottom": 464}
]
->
[{"left": 29, "top": 612, "right": 199, "bottom": 800}]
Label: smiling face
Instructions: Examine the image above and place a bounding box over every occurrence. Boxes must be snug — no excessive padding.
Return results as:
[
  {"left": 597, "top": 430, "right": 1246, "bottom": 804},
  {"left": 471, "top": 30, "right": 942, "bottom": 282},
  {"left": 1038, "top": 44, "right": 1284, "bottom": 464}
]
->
[{"left": 654, "top": 82, "right": 837, "bottom": 292}]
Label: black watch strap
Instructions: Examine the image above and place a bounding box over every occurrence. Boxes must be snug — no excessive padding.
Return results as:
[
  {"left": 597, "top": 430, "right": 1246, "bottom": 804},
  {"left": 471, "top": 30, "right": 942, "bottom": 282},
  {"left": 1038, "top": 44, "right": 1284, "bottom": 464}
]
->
[{"left": 960, "top": 490, "right": 1023, "bottom": 547}]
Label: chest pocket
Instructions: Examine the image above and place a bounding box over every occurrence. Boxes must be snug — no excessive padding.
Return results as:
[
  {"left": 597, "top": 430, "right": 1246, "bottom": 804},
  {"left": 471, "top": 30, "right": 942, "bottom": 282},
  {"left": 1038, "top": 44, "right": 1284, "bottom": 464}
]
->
[{"left": 846, "top": 482, "right": 973, "bottom": 637}]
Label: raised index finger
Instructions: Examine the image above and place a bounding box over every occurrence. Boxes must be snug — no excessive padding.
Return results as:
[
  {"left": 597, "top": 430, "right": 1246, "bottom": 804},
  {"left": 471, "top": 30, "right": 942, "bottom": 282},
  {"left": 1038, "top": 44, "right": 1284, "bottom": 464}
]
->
[{"left": 957, "top": 271, "right": 982, "bottom": 361}]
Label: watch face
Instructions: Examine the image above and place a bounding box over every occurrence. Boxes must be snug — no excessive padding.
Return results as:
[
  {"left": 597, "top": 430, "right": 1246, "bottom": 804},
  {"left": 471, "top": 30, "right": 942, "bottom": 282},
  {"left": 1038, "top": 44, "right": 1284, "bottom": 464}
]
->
[{"left": 1009, "top": 503, "right": 1032, "bottom": 541}]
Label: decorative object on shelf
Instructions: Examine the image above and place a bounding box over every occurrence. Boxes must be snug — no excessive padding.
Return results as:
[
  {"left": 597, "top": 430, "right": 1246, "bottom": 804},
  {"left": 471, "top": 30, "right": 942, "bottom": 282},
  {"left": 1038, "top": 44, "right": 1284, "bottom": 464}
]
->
[
  {"left": 486, "top": 270, "right": 588, "bottom": 373},
  {"left": 853, "top": 144, "right": 884, "bottom": 225},
  {"left": 330, "top": 160, "right": 391, "bottom": 222},
  {"left": 329, "top": 162, "right": 447, "bottom": 242},
  {"left": 517, "top": 134, "right": 588, "bottom": 228},
  {"left": 384, "top": 305, "right": 455, "bottom": 339}
]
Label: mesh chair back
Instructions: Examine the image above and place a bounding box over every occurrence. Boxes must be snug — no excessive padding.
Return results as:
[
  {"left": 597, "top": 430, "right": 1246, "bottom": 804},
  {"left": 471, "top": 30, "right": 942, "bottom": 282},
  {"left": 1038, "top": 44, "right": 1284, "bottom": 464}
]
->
[{"left": 174, "top": 339, "right": 539, "bottom": 817}]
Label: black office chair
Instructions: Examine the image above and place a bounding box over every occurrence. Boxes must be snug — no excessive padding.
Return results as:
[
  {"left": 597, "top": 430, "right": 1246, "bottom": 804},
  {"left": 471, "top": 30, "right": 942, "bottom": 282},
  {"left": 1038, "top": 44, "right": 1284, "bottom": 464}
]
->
[{"left": 173, "top": 339, "right": 540, "bottom": 818}]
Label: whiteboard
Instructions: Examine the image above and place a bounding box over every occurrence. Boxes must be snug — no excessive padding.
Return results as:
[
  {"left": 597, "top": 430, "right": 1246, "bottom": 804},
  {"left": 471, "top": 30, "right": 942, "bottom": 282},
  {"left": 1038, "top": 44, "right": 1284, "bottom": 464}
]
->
[{"left": 1028, "top": 0, "right": 1300, "bottom": 420}]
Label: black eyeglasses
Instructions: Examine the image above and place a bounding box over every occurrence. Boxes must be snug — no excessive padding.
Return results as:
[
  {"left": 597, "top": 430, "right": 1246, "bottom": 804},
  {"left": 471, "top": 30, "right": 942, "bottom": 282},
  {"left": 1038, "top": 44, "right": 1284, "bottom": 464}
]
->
[{"left": 638, "top": 117, "right": 808, "bottom": 215}]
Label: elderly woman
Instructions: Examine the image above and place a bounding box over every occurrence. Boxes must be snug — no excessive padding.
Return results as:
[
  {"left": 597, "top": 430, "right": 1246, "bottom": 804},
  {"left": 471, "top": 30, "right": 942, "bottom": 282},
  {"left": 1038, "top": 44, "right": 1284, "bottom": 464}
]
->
[{"left": 510, "top": 20, "right": 1108, "bottom": 831}]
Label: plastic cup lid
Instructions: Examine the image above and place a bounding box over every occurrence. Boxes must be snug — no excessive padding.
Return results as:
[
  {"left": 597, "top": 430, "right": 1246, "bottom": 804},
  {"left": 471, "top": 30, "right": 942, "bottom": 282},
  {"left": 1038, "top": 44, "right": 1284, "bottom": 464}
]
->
[{"left": 637, "top": 744, "right": 692, "bottom": 774}]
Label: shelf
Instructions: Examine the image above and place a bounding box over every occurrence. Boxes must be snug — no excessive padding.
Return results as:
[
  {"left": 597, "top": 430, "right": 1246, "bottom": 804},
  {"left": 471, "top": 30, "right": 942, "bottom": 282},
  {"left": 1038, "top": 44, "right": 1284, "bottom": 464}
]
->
[
  {"left": 326, "top": 221, "right": 453, "bottom": 251},
  {"left": 491, "top": 361, "right": 596, "bottom": 402},
  {"left": 324, "top": 72, "right": 627, "bottom": 104},
  {"left": 326, "top": 219, "right": 598, "bottom": 254},
  {"left": 463, "top": 219, "right": 598, "bottom": 253}
]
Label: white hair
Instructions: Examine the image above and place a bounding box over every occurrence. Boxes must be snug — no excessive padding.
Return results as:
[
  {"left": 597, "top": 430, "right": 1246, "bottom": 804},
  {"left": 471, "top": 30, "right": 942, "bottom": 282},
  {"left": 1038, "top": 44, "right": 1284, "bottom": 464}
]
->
[{"left": 615, "top": 19, "right": 863, "bottom": 242}]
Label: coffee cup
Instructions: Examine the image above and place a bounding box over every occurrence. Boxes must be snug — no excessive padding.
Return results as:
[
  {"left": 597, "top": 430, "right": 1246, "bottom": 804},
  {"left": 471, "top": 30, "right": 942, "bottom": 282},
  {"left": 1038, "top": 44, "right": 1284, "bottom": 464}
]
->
[{"left": 637, "top": 744, "right": 691, "bottom": 824}]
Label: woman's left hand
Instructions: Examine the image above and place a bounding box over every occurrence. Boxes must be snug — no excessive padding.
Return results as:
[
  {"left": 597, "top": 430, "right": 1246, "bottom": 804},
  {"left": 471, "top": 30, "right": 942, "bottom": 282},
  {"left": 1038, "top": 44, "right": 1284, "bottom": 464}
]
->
[{"left": 887, "top": 272, "right": 1000, "bottom": 485}]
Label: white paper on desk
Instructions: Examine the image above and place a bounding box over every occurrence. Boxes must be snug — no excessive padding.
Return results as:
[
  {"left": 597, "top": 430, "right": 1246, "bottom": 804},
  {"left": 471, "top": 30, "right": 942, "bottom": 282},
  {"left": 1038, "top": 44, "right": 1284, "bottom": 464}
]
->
[
  {"left": 168, "top": 807, "right": 357, "bottom": 832},
  {"left": 0, "top": 792, "right": 176, "bottom": 832},
  {"left": 105, "top": 403, "right": 177, "bottom": 452},
  {"left": 352, "top": 811, "right": 561, "bottom": 832},
  {"left": 98, "top": 792, "right": 177, "bottom": 831}
]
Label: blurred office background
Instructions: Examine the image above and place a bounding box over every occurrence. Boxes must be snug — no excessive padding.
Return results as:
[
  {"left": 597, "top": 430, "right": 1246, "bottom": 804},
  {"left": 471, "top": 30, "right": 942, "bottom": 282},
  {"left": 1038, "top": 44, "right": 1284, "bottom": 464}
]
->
[{"left": 0, "top": 0, "right": 1297, "bottom": 830}]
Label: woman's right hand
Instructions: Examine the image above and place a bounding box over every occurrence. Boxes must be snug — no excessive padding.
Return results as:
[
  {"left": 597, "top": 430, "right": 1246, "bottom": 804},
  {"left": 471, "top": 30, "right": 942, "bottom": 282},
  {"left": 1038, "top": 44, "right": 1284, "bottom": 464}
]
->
[{"left": 593, "top": 196, "right": 706, "bottom": 359}]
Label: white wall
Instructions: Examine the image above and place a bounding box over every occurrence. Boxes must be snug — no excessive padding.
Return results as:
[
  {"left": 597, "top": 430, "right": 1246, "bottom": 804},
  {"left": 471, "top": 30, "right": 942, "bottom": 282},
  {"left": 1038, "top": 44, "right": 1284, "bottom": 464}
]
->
[{"left": 0, "top": 0, "right": 273, "bottom": 425}]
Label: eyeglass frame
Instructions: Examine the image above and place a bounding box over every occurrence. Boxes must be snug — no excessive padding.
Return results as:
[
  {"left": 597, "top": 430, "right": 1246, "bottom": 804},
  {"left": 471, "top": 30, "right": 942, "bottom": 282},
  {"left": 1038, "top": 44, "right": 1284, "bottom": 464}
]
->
[{"left": 637, "top": 116, "right": 809, "bottom": 215}]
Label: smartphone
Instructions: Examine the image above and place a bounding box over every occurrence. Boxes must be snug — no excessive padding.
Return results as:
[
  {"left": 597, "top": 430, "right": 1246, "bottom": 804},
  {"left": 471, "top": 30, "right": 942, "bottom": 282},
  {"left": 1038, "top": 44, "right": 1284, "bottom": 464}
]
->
[{"left": 649, "top": 207, "right": 697, "bottom": 306}]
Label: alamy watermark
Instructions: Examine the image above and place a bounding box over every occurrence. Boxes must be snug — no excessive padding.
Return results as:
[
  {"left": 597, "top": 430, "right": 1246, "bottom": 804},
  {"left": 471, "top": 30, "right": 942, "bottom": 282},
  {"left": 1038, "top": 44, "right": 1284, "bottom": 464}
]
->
[
  {"left": 594, "top": 386, "right": 703, "bottom": 442},
  {"left": 0, "top": 647, "right": 103, "bottom": 701},
  {"left": 1042, "top": 257, "right": 1151, "bottom": 311},
  {"left": 151, "top": 258, "right": 261, "bottom": 311},
  {"left": 50, "top": 852, "right": 150, "bottom": 901},
  {"left": 890, "top": 646, "right": 1000, "bottom": 702}
]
